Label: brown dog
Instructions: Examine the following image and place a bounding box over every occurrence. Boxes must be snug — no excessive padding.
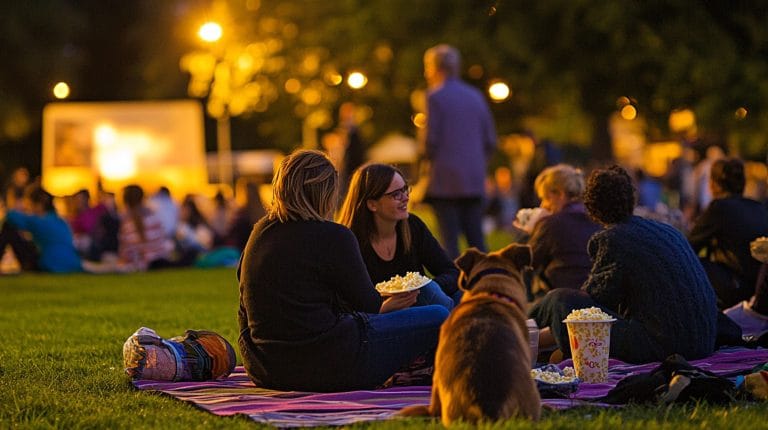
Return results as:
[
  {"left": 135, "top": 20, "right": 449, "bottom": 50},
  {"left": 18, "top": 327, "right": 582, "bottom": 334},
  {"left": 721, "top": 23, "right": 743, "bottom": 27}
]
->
[{"left": 400, "top": 244, "right": 541, "bottom": 424}]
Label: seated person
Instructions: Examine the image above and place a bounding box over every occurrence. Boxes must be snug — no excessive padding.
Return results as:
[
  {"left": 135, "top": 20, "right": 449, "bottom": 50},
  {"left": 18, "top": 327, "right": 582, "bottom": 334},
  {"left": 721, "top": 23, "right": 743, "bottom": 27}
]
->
[
  {"left": 175, "top": 195, "right": 215, "bottom": 266},
  {"left": 724, "top": 237, "right": 768, "bottom": 340},
  {"left": 118, "top": 185, "right": 175, "bottom": 270},
  {"left": 338, "top": 163, "right": 460, "bottom": 310},
  {"left": 688, "top": 157, "right": 768, "bottom": 309},
  {"left": 238, "top": 150, "right": 448, "bottom": 392},
  {"left": 68, "top": 188, "right": 106, "bottom": 257},
  {"left": 83, "top": 185, "right": 174, "bottom": 273},
  {"left": 521, "top": 164, "right": 601, "bottom": 295},
  {"left": 531, "top": 165, "right": 718, "bottom": 364},
  {"left": 0, "top": 184, "right": 82, "bottom": 273}
]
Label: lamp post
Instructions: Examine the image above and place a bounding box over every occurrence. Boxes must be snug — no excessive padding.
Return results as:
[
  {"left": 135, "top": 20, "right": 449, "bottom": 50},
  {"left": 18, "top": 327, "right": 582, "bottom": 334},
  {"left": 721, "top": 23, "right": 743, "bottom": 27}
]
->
[
  {"left": 182, "top": 18, "right": 284, "bottom": 188},
  {"left": 183, "top": 21, "right": 233, "bottom": 188}
]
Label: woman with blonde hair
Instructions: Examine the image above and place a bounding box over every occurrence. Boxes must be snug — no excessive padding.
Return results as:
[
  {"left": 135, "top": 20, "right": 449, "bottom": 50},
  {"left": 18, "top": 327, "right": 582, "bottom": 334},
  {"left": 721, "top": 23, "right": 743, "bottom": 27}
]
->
[
  {"left": 525, "top": 164, "right": 601, "bottom": 293},
  {"left": 338, "top": 163, "right": 459, "bottom": 309},
  {"left": 237, "top": 150, "right": 448, "bottom": 391}
]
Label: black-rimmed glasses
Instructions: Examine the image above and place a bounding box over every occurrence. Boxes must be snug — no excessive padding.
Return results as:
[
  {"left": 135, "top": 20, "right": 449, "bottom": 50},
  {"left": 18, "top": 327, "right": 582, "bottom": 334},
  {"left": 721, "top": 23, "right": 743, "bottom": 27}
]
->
[{"left": 382, "top": 185, "right": 411, "bottom": 201}]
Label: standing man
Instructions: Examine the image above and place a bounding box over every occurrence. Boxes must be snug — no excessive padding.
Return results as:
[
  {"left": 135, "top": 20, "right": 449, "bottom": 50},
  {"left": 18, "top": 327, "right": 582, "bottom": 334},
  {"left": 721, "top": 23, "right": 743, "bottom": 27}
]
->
[{"left": 422, "top": 44, "right": 497, "bottom": 259}]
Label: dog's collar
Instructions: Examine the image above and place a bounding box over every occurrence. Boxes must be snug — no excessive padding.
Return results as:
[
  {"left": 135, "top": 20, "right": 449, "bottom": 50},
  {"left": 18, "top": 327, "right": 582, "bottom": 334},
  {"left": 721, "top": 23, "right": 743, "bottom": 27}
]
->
[
  {"left": 472, "top": 291, "right": 525, "bottom": 311},
  {"left": 460, "top": 268, "right": 525, "bottom": 310}
]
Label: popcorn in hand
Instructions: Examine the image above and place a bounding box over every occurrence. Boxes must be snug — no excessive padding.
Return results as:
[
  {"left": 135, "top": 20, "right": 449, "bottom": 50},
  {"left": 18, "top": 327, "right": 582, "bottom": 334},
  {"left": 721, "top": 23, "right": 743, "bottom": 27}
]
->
[{"left": 375, "top": 272, "right": 430, "bottom": 294}]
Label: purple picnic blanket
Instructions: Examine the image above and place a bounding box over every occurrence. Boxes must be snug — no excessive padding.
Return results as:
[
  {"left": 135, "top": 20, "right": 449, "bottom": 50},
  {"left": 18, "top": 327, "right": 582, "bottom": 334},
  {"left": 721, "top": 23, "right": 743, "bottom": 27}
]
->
[{"left": 132, "top": 347, "right": 768, "bottom": 427}]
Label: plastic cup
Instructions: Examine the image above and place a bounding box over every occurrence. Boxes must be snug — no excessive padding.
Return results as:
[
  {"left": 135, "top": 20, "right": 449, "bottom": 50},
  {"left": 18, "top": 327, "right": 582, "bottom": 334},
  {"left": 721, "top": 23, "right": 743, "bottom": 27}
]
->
[{"left": 562, "top": 319, "right": 616, "bottom": 383}]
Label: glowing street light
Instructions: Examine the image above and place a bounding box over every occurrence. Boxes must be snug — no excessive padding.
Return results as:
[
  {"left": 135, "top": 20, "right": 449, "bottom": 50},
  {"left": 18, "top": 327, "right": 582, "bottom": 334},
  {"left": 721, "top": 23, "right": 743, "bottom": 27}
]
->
[
  {"left": 346, "top": 71, "right": 368, "bottom": 90},
  {"left": 669, "top": 108, "right": 695, "bottom": 131},
  {"left": 53, "top": 82, "right": 70, "bottom": 99},
  {"left": 488, "top": 81, "right": 510, "bottom": 102},
  {"left": 190, "top": 20, "right": 233, "bottom": 188},
  {"left": 620, "top": 104, "right": 637, "bottom": 120},
  {"left": 198, "top": 21, "right": 223, "bottom": 43}
]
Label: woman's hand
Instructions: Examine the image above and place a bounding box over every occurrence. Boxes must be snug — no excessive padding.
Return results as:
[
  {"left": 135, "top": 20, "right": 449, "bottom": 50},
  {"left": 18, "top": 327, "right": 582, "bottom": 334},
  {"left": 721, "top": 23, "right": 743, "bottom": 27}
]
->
[{"left": 379, "top": 290, "right": 419, "bottom": 313}]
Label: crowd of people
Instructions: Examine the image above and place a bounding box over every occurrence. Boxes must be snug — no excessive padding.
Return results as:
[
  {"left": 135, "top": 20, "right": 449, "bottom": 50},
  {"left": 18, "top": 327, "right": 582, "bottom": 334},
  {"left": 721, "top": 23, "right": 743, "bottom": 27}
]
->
[
  {"left": 3, "top": 43, "right": 768, "bottom": 393},
  {"left": 0, "top": 172, "right": 261, "bottom": 274}
]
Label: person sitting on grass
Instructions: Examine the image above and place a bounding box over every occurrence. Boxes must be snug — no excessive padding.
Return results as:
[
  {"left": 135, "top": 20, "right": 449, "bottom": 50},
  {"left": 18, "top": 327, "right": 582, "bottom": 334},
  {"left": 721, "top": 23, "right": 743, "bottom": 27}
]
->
[
  {"left": 0, "top": 183, "right": 82, "bottom": 273},
  {"left": 531, "top": 165, "right": 718, "bottom": 364},
  {"left": 83, "top": 184, "right": 175, "bottom": 273},
  {"left": 724, "top": 237, "right": 768, "bottom": 342},
  {"left": 337, "top": 163, "right": 460, "bottom": 310},
  {"left": 237, "top": 149, "right": 449, "bottom": 392},
  {"left": 518, "top": 164, "right": 601, "bottom": 296},
  {"left": 688, "top": 157, "right": 768, "bottom": 310}
]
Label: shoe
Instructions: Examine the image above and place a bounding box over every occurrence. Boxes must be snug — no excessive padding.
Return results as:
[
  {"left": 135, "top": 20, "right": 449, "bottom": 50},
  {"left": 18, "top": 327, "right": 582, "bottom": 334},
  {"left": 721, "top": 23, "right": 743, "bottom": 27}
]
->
[{"left": 724, "top": 300, "right": 768, "bottom": 340}]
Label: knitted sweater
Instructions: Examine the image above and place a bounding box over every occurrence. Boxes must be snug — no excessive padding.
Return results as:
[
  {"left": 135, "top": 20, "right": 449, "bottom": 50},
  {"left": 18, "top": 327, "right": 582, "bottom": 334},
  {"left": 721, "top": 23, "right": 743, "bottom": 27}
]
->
[{"left": 584, "top": 216, "right": 718, "bottom": 361}]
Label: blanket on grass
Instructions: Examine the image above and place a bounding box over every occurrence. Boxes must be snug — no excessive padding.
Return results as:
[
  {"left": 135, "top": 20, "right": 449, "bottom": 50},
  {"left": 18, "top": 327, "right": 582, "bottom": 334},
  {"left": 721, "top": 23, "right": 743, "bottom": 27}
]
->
[{"left": 132, "top": 347, "right": 768, "bottom": 428}]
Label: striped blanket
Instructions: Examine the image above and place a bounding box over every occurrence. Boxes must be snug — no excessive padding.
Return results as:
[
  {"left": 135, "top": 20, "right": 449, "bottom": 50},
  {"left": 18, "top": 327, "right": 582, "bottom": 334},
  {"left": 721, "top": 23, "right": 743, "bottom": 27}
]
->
[{"left": 133, "top": 347, "right": 768, "bottom": 428}]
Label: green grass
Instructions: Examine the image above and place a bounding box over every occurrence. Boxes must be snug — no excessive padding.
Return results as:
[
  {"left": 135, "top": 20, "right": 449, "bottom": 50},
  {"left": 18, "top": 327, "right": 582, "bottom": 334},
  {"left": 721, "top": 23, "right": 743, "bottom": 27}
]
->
[{"left": 2, "top": 269, "right": 767, "bottom": 429}]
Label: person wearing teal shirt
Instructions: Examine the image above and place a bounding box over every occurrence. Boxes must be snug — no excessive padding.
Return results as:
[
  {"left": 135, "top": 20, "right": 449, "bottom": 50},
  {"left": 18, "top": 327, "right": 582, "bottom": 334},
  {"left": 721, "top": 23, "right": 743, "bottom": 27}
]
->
[{"left": 1, "top": 184, "right": 82, "bottom": 273}]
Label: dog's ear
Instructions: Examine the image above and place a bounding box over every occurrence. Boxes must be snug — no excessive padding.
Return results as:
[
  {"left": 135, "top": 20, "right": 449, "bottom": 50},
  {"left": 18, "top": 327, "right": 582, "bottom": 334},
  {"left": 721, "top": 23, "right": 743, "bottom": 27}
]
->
[
  {"left": 454, "top": 247, "right": 484, "bottom": 275},
  {"left": 499, "top": 244, "right": 532, "bottom": 270}
]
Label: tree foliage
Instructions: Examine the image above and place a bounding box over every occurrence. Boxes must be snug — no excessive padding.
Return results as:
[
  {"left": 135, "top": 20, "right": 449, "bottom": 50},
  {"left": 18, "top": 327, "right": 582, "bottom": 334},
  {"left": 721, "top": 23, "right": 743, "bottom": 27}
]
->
[{"left": 1, "top": 0, "right": 766, "bottom": 175}]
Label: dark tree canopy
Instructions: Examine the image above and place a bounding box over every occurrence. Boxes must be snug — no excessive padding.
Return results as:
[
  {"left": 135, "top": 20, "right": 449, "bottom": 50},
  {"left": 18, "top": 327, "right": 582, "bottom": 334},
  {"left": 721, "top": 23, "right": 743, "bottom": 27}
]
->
[{"left": 1, "top": 0, "right": 766, "bottom": 178}]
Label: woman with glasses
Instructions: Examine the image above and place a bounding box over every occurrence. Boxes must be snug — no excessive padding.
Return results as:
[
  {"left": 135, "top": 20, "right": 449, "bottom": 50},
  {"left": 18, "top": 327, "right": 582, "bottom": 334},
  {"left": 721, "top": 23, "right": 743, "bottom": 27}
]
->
[
  {"left": 238, "top": 150, "right": 448, "bottom": 392},
  {"left": 338, "top": 163, "right": 461, "bottom": 310}
]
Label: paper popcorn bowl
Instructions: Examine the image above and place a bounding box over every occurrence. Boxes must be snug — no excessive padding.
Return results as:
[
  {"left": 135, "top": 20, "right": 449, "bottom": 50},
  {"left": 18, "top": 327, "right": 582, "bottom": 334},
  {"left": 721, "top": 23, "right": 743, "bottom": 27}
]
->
[{"left": 562, "top": 319, "right": 616, "bottom": 383}]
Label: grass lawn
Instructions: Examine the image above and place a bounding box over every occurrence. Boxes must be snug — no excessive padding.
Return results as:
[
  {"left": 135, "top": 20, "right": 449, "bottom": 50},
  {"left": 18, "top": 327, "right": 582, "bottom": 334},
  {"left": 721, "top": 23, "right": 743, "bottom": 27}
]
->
[{"left": 2, "top": 269, "right": 767, "bottom": 429}]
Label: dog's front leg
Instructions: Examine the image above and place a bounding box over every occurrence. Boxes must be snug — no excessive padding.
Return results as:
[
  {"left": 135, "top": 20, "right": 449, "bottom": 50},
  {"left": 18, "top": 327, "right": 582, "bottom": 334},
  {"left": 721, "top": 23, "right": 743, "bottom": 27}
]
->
[{"left": 398, "top": 386, "right": 441, "bottom": 417}]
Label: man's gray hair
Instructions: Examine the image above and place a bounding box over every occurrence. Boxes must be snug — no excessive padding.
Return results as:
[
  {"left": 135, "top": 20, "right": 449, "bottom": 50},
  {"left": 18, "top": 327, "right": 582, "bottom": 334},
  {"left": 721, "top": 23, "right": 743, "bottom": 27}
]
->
[{"left": 425, "top": 44, "right": 461, "bottom": 78}]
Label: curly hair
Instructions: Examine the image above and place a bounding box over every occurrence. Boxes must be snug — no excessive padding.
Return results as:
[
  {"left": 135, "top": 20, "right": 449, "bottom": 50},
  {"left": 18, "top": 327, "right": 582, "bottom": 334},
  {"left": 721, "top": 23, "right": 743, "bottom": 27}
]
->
[{"left": 583, "top": 165, "right": 636, "bottom": 225}]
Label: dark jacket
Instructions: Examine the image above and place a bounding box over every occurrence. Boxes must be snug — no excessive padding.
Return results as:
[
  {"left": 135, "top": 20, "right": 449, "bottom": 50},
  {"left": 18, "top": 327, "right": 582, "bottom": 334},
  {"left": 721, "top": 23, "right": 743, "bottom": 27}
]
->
[
  {"left": 237, "top": 217, "right": 381, "bottom": 391},
  {"left": 528, "top": 202, "right": 601, "bottom": 290},
  {"left": 688, "top": 195, "right": 768, "bottom": 292}
]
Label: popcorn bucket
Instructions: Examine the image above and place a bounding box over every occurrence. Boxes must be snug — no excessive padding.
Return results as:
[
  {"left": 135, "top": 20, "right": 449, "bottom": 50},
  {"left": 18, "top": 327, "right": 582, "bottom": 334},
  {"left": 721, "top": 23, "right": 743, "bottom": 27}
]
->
[{"left": 563, "top": 319, "right": 616, "bottom": 383}]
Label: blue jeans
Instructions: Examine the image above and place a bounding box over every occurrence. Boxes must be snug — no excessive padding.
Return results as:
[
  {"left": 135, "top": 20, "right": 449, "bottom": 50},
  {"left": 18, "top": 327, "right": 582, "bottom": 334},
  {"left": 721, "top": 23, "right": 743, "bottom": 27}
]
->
[
  {"left": 356, "top": 305, "right": 449, "bottom": 388},
  {"left": 428, "top": 197, "right": 487, "bottom": 260},
  {"left": 415, "top": 280, "right": 456, "bottom": 310}
]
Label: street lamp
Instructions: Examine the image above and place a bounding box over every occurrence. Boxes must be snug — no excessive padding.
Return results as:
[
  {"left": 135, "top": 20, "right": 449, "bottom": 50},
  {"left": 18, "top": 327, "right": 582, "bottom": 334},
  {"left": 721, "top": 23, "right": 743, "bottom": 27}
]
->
[
  {"left": 198, "top": 21, "right": 223, "bottom": 43},
  {"left": 488, "top": 80, "right": 510, "bottom": 102},
  {"left": 181, "top": 21, "right": 234, "bottom": 189},
  {"left": 181, "top": 16, "right": 284, "bottom": 189},
  {"left": 346, "top": 71, "right": 368, "bottom": 90},
  {"left": 53, "top": 82, "right": 70, "bottom": 99}
]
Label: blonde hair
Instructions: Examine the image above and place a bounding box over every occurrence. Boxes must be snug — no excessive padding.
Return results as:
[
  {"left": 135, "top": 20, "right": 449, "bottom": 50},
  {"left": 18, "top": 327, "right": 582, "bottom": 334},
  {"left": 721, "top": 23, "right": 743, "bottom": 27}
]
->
[
  {"left": 534, "top": 164, "right": 585, "bottom": 201},
  {"left": 269, "top": 149, "right": 339, "bottom": 222}
]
